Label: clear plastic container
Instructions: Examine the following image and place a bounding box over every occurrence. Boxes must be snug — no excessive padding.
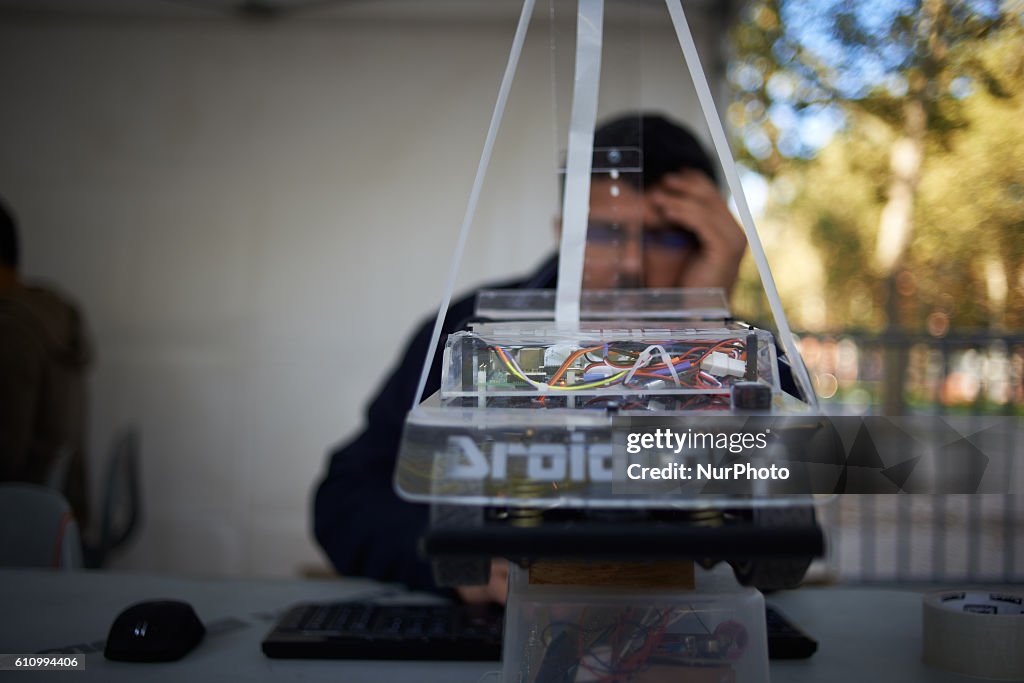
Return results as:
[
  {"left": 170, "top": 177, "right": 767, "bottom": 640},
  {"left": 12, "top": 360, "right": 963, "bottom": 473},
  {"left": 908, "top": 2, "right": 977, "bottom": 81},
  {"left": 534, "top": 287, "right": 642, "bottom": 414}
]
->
[
  {"left": 501, "top": 564, "right": 769, "bottom": 683},
  {"left": 440, "top": 322, "right": 780, "bottom": 408},
  {"left": 394, "top": 287, "right": 821, "bottom": 508}
]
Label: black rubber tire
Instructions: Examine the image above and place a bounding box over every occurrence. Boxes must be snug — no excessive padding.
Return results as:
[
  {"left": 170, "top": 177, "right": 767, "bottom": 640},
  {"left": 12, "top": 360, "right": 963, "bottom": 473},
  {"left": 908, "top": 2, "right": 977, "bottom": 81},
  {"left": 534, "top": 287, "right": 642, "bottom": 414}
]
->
[
  {"left": 731, "top": 505, "right": 817, "bottom": 591},
  {"left": 429, "top": 504, "right": 491, "bottom": 587},
  {"left": 431, "top": 556, "right": 492, "bottom": 587}
]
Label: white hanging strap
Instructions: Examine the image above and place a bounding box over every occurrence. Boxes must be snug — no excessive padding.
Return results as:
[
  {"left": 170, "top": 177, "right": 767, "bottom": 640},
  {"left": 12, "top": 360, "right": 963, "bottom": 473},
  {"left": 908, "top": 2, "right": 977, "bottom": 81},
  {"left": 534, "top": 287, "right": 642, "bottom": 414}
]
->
[
  {"left": 555, "top": 0, "right": 605, "bottom": 325},
  {"left": 411, "top": 0, "right": 536, "bottom": 413},
  {"left": 663, "top": 0, "right": 818, "bottom": 407}
]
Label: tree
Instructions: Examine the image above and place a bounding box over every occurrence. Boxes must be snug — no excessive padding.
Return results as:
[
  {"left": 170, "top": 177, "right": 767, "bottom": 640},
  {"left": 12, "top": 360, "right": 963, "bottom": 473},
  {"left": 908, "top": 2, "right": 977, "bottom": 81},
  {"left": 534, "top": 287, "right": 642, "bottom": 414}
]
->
[{"left": 729, "top": 0, "right": 1023, "bottom": 412}]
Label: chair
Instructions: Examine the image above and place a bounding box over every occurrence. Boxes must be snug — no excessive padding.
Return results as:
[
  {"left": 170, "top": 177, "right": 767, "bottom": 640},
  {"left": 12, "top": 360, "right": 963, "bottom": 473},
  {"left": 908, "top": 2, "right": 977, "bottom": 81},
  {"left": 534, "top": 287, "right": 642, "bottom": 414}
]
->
[
  {"left": 0, "top": 482, "right": 82, "bottom": 569},
  {"left": 83, "top": 429, "right": 141, "bottom": 568}
]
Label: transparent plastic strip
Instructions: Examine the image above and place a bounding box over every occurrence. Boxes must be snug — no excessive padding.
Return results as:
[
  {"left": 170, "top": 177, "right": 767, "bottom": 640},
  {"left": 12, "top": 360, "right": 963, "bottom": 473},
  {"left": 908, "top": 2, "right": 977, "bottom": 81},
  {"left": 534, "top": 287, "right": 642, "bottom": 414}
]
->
[
  {"left": 554, "top": 0, "right": 605, "bottom": 324},
  {"left": 663, "top": 0, "right": 818, "bottom": 407},
  {"left": 411, "top": 0, "right": 536, "bottom": 413}
]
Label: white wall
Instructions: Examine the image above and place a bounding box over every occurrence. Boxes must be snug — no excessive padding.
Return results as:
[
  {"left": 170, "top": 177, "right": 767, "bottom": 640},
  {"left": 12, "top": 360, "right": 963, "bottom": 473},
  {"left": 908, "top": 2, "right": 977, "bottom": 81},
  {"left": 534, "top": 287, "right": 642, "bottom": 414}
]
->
[{"left": 0, "top": 2, "right": 729, "bottom": 577}]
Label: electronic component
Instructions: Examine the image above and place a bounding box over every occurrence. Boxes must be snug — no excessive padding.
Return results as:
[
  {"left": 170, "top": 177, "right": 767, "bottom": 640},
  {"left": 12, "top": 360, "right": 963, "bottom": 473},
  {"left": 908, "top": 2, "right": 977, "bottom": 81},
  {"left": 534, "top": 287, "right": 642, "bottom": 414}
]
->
[
  {"left": 701, "top": 351, "right": 746, "bottom": 378},
  {"left": 730, "top": 382, "right": 772, "bottom": 410},
  {"left": 525, "top": 603, "right": 750, "bottom": 683}
]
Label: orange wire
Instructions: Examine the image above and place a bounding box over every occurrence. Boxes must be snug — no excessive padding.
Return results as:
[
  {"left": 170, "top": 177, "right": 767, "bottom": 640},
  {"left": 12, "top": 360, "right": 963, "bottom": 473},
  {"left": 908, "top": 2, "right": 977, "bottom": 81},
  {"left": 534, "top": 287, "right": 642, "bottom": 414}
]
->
[{"left": 548, "top": 345, "right": 604, "bottom": 386}]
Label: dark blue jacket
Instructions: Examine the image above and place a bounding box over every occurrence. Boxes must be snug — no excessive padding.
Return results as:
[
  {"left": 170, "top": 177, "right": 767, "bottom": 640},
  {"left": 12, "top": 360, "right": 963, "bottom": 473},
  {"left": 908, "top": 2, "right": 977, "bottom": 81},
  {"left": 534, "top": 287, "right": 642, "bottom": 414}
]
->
[{"left": 313, "top": 256, "right": 557, "bottom": 590}]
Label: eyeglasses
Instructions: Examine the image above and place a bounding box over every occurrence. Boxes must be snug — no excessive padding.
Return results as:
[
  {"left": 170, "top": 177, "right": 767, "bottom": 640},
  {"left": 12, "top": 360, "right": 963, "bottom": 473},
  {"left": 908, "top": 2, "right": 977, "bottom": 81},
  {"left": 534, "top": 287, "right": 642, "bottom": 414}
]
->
[{"left": 586, "top": 221, "right": 696, "bottom": 251}]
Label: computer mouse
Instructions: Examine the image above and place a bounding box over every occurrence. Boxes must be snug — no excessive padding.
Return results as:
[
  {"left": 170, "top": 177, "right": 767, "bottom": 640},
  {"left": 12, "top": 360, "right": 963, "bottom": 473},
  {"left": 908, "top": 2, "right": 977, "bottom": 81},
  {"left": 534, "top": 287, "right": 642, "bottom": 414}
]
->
[{"left": 104, "top": 599, "right": 206, "bottom": 662}]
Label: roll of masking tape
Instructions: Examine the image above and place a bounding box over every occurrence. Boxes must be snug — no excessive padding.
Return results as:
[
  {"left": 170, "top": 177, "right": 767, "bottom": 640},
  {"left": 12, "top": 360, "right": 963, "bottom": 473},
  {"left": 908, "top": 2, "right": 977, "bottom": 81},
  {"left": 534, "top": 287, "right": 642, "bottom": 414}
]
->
[{"left": 922, "top": 590, "right": 1024, "bottom": 680}]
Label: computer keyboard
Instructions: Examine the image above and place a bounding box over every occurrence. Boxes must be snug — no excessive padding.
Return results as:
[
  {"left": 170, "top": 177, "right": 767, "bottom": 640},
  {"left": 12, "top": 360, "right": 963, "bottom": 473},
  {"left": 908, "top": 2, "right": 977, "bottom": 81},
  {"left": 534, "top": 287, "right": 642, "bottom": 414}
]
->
[
  {"left": 260, "top": 600, "right": 815, "bottom": 662},
  {"left": 261, "top": 601, "right": 504, "bottom": 661}
]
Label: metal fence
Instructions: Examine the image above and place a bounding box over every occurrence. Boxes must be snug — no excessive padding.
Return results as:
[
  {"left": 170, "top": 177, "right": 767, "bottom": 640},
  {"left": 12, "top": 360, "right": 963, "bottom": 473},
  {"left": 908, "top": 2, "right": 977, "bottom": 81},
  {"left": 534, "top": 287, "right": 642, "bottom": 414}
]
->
[
  {"left": 797, "top": 331, "right": 1024, "bottom": 584},
  {"left": 797, "top": 331, "right": 1024, "bottom": 415}
]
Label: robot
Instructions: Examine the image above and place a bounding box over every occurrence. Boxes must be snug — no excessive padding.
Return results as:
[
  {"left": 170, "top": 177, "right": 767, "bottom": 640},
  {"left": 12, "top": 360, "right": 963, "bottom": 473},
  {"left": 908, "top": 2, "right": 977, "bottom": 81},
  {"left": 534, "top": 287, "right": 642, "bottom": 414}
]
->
[{"left": 394, "top": 1, "right": 829, "bottom": 679}]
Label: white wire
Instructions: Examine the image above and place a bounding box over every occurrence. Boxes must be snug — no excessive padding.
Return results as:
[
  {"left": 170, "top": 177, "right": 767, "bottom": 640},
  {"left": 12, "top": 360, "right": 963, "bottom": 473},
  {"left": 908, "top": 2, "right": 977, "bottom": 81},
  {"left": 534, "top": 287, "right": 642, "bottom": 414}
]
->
[
  {"left": 623, "top": 344, "right": 682, "bottom": 387},
  {"left": 411, "top": 0, "right": 537, "bottom": 413},
  {"left": 555, "top": 0, "right": 605, "bottom": 324},
  {"left": 663, "top": 0, "right": 818, "bottom": 407}
]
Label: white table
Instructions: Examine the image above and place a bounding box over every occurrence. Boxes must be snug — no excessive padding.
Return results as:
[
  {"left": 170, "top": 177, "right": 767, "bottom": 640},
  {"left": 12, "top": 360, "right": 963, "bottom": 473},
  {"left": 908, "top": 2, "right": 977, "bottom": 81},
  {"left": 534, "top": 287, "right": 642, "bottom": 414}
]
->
[{"left": 0, "top": 569, "right": 1003, "bottom": 682}]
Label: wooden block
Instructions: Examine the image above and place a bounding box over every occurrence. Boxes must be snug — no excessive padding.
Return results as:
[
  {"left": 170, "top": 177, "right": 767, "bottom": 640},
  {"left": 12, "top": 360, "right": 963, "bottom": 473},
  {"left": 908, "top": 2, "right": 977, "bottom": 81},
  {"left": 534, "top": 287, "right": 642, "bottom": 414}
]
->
[{"left": 528, "top": 560, "right": 694, "bottom": 589}]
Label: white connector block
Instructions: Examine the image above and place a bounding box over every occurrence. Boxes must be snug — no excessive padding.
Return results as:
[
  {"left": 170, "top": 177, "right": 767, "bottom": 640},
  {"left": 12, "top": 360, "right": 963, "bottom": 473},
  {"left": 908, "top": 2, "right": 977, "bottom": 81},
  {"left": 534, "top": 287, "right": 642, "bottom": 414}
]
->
[{"left": 701, "top": 351, "right": 746, "bottom": 378}]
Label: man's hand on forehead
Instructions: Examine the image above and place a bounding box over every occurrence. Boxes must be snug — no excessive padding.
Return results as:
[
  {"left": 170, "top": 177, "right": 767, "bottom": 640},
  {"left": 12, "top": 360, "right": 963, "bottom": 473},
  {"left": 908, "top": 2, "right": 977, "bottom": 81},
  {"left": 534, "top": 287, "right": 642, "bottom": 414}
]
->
[{"left": 648, "top": 169, "right": 747, "bottom": 292}]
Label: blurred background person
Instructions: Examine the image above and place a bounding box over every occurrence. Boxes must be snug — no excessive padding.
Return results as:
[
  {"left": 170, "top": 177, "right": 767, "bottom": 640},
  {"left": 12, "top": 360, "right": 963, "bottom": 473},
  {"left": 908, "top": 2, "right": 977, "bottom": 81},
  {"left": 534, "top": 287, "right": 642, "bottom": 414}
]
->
[{"left": 0, "top": 196, "right": 93, "bottom": 525}]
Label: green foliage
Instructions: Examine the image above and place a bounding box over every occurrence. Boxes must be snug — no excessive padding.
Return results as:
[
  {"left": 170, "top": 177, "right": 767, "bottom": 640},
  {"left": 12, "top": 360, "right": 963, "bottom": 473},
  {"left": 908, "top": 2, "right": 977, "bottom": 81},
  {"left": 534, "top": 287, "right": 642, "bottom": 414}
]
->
[
  {"left": 731, "top": 0, "right": 1024, "bottom": 332},
  {"left": 914, "top": 18, "right": 1024, "bottom": 328}
]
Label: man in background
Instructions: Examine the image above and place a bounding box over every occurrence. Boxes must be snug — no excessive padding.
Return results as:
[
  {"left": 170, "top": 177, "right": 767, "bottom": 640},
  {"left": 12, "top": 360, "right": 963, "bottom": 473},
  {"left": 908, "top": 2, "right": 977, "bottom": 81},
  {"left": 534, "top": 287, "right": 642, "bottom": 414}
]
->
[
  {"left": 0, "top": 197, "right": 93, "bottom": 525},
  {"left": 313, "top": 114, "right": 746, "bottom": 601}
]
